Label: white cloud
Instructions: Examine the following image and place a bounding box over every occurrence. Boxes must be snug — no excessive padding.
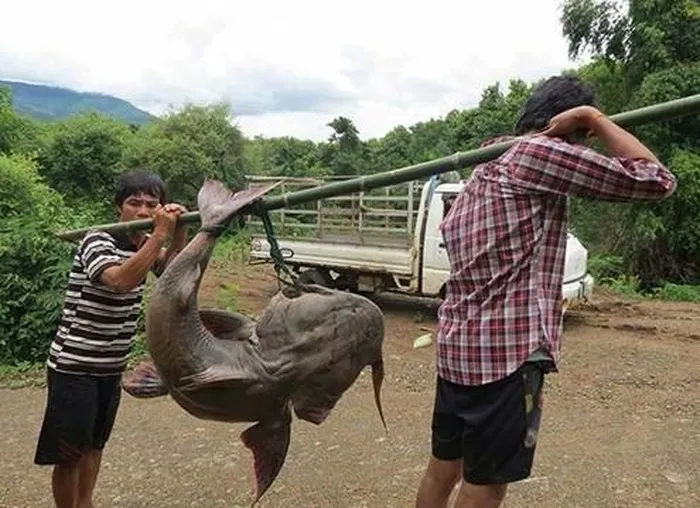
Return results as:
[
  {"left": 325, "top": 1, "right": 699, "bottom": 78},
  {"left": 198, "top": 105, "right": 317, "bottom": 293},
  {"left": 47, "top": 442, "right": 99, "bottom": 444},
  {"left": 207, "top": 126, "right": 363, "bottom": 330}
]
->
[{"left": 0, "top": 0, "right": 584, "bottom": 141}]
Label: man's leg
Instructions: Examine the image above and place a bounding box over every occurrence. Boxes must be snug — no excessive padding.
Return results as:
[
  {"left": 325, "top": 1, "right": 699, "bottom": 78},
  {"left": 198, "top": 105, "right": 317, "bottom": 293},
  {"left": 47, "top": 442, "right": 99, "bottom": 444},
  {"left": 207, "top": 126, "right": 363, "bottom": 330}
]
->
[
  {"left": 34, "top": 369, "right": 99, "bottom": 508},
  {"left": 77, "top": 450, "right": 102, "bottom": 508},
  {"left": 415, "top": 376, "right": 466, "bottom": 508},
  {"left": 415, "top": 456, "right": 462, "bottom": 508},
  {"left": 453, "top": 363, "right": 547, "bottom": 508},
  {"left": 453, "top": 482, "right": 507, "bottom": 508},
  {"left": 52, "top": 461, "right": 80, "bottom": 508},
  {"left": 77, "top": 374, "right": 122, "bottom": 508}
]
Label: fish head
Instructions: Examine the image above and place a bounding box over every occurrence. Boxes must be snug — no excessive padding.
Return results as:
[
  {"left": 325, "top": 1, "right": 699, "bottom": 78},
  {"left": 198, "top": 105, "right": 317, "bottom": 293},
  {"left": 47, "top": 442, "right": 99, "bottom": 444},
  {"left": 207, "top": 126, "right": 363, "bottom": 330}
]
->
[
  {"left": 281, "top": 282, "right": 385, "bottom": 348},
  {"left": 263, "top": 282, "right": 388, "bottom": 430}
]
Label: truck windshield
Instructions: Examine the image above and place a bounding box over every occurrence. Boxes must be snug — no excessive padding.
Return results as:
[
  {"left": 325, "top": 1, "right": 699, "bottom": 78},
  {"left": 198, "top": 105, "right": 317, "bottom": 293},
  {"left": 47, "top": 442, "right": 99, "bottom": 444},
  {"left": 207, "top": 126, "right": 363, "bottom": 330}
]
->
[{"left": 442, "top": 193, "right": 457, "bottom": 218}]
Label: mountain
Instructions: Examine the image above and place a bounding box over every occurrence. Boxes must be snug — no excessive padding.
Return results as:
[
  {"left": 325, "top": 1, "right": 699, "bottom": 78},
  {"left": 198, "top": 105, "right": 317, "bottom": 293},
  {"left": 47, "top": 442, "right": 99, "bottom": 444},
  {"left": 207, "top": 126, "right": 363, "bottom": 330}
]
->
[{"left": 0, "top": 79, "right": 156, "bottom": 125}]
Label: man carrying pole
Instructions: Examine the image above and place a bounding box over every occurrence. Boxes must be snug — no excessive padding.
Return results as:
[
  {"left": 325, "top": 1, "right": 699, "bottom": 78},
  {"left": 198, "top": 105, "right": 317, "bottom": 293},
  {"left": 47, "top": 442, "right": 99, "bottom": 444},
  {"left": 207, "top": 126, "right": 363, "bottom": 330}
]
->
[
  {"left": 33, "top": 169, "right": 189, "bottom": 508},
  {"left": 414, "top": 75, "right": 677, "bottom": 508}
]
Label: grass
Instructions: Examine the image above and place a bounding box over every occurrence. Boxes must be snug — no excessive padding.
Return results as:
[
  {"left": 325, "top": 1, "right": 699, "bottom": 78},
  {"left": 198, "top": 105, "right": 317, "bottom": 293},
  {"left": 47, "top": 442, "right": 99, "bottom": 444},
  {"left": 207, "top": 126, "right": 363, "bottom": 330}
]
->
[
  {"left": 0, "top": 346, "right": 156, "bottom": 389},
  {"left": 0, "top": 362, "right": 46, "bottom": 389},
  {"left": 597, "top": 276, "right": 700, "bottom": 302},
  {"left": 589, "top": 254, "right": 700, "bottom": 302},
  {"left": 649, "top": 282, "right": 700, "bottom": 302},
  {"left": 210, "top": 230, "right": 253, "bottom": 270}
]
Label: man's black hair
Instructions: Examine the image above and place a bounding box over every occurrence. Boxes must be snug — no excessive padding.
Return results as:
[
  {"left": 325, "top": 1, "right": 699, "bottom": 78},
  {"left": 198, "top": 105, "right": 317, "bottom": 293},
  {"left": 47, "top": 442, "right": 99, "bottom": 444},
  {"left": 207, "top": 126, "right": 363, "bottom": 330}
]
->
[
  {"left": 514, "top": 75, "right": 596, "bottom": 136},
  {"left": 114, "top": 169, "right": 167, "bottom": 207}
]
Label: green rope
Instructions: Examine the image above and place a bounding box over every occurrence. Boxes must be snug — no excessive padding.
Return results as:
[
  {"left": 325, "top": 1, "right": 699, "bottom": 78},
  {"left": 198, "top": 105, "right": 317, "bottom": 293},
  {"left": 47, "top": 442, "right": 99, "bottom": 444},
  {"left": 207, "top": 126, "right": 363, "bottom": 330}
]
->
[{"left": 256, "top": 207, "right": 297, "bottom": 286}]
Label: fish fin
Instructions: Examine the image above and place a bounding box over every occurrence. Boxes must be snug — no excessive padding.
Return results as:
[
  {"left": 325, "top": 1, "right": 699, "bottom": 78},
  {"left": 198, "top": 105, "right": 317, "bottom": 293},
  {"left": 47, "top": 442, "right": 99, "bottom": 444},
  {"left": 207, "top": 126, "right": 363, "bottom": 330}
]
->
[
  {"left": 197, "top": 179, "right": 282, "bottom": 234},
  {"left": 199, "top": 308, "right": 255, "bottom": 341},
  {"left": 178, "top": 365, "right": 259, "bottom": 392},
  {"left": 372, "top": 359, "right": 388, "bottom": 432},
  {"left": 290, "top": 370, "right": 346, "bottom": 425},
  {"left": 240, "top": 417, "right": 291, "bottom": 506},
  {"left": 292, "top": 393, "right": 336, "bottom": 425},
  {"left": 121, "top": 359, "right": 169, "bottom": 398},
  {"left": 295, "top": 407, "right": 332, "bottom": 425},
  {"left": 290, "top": 360, "right": 387, "bottom": 429}
]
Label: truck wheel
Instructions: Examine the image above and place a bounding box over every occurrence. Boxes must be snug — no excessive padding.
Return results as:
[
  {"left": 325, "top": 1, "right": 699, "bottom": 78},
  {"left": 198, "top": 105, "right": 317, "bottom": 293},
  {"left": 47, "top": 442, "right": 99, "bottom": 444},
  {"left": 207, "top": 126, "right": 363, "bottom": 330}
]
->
[
  {"left": 333, "top": 272, "right": 358, "bottom": 292},
  {"left": 297, "top": 268, "right": 335, "bottom": 288}
]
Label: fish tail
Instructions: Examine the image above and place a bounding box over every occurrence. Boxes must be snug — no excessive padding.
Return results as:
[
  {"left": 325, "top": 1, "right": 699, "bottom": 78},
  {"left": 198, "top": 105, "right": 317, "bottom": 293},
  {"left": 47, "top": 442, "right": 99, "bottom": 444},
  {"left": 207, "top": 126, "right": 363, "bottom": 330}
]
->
[
  {"left": 240, "top": 415, "right": 292, "bottom": 506},
  {"left": 371, "top": 358, "right": 388, "bottom": 432},
  {"left": 197, "top": 179, "right": 280, "bottom": 236}
]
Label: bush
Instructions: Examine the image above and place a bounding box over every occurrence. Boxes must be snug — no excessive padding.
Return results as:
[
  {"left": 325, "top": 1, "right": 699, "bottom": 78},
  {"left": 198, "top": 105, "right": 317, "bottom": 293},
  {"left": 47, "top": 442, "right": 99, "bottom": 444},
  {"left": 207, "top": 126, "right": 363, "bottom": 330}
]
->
[
  {"left": 587, "top": 253, "right": 627, "bottom": 282},
  {"left": 651, "top": 282, "right": 700, "bottom": 302},
  {"left": 0, "top": 154, "right": 79, "bottom": 364}
]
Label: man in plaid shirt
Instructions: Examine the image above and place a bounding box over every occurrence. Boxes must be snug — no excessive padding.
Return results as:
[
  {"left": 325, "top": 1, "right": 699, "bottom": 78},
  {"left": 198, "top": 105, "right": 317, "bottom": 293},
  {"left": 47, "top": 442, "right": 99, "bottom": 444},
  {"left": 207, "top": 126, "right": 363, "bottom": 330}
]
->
[{"left": 415, "top": 76, "right": 677, "bottom": 508}]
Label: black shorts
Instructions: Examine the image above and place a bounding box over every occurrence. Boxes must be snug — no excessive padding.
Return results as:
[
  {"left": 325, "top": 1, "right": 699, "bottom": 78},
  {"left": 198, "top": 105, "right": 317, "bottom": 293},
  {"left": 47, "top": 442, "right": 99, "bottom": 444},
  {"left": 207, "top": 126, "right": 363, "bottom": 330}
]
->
[
  {"left": 34, "top": 368, "right": 122, "bottom": 465},
  {"left": 431, "top": 362, "right": 547, "bottom": 485}
]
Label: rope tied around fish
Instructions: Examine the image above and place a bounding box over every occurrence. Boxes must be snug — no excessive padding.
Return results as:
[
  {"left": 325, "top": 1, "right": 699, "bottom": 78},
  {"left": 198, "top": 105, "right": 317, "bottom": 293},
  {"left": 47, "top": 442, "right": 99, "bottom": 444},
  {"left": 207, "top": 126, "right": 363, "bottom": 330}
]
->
[
  {"left": 194, "top": 180, "right": 298, "bottom": 289},
  {"left": 251, "top": 203, "right": 299, "bottom": 288}
]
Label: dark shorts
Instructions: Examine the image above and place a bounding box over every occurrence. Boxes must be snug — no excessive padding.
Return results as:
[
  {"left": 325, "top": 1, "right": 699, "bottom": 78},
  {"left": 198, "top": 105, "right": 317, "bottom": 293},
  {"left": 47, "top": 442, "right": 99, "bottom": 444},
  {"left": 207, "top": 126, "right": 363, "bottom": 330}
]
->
[
  {"left": 431, "top": 362, "right": 547, "bottom": 485},
  {"left": 34, "top": 368, "right": 122, "bottom": 465}
]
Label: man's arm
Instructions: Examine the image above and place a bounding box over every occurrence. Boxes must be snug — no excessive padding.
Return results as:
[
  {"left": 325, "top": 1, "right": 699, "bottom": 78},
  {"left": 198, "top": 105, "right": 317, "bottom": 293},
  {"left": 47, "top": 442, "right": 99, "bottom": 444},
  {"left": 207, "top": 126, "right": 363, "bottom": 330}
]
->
[
  {"left": 152, "top": 228, "right": 187, "bottom": 276},
  {"left": 506, "top": 106, "right": 677, "bottom": 202},
  {"left": 102, "top": 236, "right": 168, "bottom": 293},
  {"left": 82, "top": 206, "right": 178, "bottom": 293},
  {"left": 586, "top": 111, "right": 661, "bottom": 164},
  {"left": 80, "top": 232, "right": 166, "bottom": 293},
  {"left": 152, "top": 203, "right": 188, "bottom": 276}
]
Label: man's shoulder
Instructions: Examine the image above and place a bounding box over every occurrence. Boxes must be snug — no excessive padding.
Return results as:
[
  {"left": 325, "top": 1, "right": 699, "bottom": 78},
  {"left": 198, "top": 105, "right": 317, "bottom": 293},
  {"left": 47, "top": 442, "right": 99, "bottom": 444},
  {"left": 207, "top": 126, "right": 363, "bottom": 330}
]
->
[
  {"left": 479, "top": 135, "right": 518, "bottom": 148},
  {"left": 75, "top": 231, "right": 123, "bottom": 271},
  {"left": 79, "top": 230, "right": 117, "bottom": 247},
  {"left": 477, "top": 134, "right": 566, "bottom": 161},
  {"left": 507, "top": 134, "right": 589, "bottom": 152},
  {"left": 486, "top": 134, "right": 600, "bottom": 166}
]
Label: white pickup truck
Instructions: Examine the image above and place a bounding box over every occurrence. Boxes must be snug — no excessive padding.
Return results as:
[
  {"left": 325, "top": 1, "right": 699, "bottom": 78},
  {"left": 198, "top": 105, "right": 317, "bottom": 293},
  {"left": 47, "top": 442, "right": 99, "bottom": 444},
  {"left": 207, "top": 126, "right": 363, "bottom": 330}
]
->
[{"left": 247, "top": 174, "right": 594, "bottom": 309}]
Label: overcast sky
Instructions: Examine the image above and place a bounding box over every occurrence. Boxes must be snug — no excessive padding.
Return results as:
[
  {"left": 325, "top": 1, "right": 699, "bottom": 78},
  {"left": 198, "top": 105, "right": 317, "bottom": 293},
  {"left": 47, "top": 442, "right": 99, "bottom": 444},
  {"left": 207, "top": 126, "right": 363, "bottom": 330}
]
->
[{"left": 0, "top": 0, "right": 585, "bottom": 141}]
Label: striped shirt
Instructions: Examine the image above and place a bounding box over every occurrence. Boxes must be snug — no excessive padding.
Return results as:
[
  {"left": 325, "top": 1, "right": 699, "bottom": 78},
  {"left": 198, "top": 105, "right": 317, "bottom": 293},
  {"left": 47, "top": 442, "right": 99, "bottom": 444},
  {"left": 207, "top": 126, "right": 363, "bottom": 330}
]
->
[
  {"left": 48, "top": 230, "right": 151, "bottom": 376},
  {"left": 437, "top": 135, "right": 677, "bottom": 386}
]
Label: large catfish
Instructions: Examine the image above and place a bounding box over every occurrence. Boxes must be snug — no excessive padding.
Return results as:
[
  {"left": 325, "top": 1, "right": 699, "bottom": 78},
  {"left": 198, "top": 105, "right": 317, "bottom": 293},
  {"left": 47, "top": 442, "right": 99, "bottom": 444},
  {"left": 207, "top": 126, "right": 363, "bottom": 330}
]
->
[{"left": 122, "top": 179, "right": 387, "bottom": 505}]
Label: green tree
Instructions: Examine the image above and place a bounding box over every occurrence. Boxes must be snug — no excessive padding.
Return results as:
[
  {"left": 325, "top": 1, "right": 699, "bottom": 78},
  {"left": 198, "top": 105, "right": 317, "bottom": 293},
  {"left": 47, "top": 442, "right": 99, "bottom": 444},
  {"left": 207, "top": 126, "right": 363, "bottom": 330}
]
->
[
  {"left": 321, "top": 116, "right": 367, "bottom": 175},
  {"left": 0, "top": 87, "right": 20, "bottom": 154},
  {"left": 126, "top": 103, "right": 247, "bottom": 208},
  {"left": 562, "top": 0, "right": 700, "bottom": 287},
  {"left": 37, "top": 112, "right": 134, "bottom": 218},
  {"left": 245, "top": 136, "right": 328, "bottom": 178},
  {"left": 445, "top": 80, "right": 532, "bottom": 153},
  {"left": 575, "top": 59, "right": 629, "bottom": 113},
  {"left": 0, "top": 86, "right": 48, "bottom": 156},
  {"left": 327, "top": 116, "right": 361, "bottom": 151},
  {"left": 562, "top": 0, "right": 700, "bottom": 87},
  {"left": 628, "top": 62, "right": 700, "bottom": 159},
  {"left": 366, "top": 126, "right": 414, "bottom": 174}
]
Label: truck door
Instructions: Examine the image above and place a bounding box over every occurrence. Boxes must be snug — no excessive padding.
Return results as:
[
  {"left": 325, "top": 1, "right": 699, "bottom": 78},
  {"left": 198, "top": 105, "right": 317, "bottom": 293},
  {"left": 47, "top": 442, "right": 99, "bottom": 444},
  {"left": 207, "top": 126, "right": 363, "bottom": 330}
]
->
[{"left": 421, "top": 191, "right": 456, "bottom": 296}]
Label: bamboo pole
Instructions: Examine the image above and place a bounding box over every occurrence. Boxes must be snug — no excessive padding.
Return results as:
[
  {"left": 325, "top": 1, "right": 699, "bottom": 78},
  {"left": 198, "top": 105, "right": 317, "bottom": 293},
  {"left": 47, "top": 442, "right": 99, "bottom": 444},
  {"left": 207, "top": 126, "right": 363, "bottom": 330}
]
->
[{"left": 56, "top": 93, "right": 700, "bottom": 242}]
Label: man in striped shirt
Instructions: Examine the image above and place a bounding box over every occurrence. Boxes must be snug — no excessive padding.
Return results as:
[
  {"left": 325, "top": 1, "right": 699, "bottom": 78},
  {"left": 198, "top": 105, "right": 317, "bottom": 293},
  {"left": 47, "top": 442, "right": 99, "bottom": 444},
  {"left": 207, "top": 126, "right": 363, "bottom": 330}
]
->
[
  {"left": 415, "top": 76, "right": 677, "bottom": 508},
  {"left": 34, "top": 169, "right": 189, "bottom": 508}
]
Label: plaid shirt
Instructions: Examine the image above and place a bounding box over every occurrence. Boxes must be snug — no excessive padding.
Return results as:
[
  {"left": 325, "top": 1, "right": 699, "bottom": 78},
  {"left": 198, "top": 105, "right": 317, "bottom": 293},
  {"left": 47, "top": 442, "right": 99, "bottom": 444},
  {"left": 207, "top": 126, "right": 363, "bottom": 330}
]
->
[{"left": 437, "top": 134, "right": 677, "bottom": 386}]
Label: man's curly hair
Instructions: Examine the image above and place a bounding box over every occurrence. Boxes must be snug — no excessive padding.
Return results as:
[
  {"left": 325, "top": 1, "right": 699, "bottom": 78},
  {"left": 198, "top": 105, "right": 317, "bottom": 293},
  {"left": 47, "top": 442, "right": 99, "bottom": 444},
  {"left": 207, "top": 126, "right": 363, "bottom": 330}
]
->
[{"left": 514, "top": 75, "right": 596, "bottom": 137}]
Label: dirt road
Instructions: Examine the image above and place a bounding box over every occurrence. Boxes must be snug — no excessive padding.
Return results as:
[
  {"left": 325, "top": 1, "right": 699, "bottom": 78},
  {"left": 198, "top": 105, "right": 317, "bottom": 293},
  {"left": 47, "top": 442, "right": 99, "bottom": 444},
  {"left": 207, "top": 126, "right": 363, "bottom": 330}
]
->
[{"left": 2, "top": 264, "right": 698, "bottom": 507}]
